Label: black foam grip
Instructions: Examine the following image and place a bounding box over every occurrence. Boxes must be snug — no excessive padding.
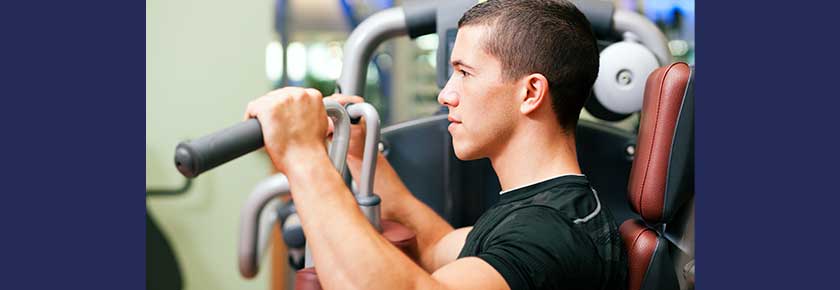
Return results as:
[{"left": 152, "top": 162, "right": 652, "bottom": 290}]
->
[
  {"left": 282, "top": 224, "right": 306, "bottom": 249},
  {"left": 174, "top": 119, "right": 264, "bottom": 178},
  {"left": 344, "top": 103, "right": 362, "bottom": 124},
  {"left": 404, "top": 0, "right": 437, "bottom": 39}
]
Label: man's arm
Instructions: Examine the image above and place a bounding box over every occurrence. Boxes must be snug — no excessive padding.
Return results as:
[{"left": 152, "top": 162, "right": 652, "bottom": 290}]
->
[
  {"left": 287, "top": 147, "right": 508, "bottom": 290},
  {"left": 246, "top": 88, "right": 505, "bottom": 289},
  {"left": 326, "top": 93, "right": 457, "bottom": 271},
  {"left": 347, "top": 153, "right": 456, "bottom": 271}
]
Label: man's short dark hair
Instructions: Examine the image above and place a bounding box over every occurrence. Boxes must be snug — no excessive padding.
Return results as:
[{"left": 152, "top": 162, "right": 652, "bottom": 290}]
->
[{"left": 458, "top": 0, "right": 599, "bottom": 131}]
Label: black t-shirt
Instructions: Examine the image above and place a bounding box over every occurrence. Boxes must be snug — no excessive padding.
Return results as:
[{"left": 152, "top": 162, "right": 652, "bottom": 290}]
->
[{"left": 458, "top": 175, "right": 626, "bottom": 290}]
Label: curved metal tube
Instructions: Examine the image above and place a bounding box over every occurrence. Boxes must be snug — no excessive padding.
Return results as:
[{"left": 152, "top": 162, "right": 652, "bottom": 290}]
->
[
  {"left": 145, "top": 178, "right": 192, "bottom": 196},
  {"left": 238, "top": 174, "right": 291, "bottom": 278},
  {"left": 256, "top": 198, "right": 283, "bottom": 265},
  {"left": 325, "top": 100, "right": 351, "bottom": 176},
  {"left": 613, "top": 9, "right": 673, "bottom": 66},
  {"left": 336, "top": 7, "right": 408, "bottom": 96},
  {"left": 346, "top": 103, "right": 382, "bottom": 231},
  {"left": 238, "top": 99, "right": 351, "bottom": 278},
  {"left": 345, "top": 103, "right": 380, "bottom": 199}
]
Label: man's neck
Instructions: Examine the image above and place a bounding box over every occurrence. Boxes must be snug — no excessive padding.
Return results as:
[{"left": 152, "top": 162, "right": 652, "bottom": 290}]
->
[{"left": 489, "top": 124, "right": 582, "bottom": 192}]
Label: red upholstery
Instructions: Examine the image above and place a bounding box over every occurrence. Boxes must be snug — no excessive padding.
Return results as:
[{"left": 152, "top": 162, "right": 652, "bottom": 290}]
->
[
  {"left": 295, "top": 268, "right": 322, "bottom": 290},
  {"left": 620, "top": 219, "right": 658, "bottom": 290},
  {"left": 627, "top": 62, "right": 691, "bottom": 223},
  {"left": 294, "top": 220, "right": 417, "bottom": 290},
  {"left": 621, "top": 62, "right": 692, "bottom": 290},
  {"left": 381, "top": 220, "right": 419, "bottom": 262}
]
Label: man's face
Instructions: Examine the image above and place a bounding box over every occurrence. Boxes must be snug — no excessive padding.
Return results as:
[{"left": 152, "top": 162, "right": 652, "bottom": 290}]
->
[{"left": 438, "top": 25, "right": 520, "bottom": 160}]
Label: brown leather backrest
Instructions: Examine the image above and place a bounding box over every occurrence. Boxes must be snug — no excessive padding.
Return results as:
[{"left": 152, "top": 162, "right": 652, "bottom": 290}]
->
[
  {"left": 628, "top": 62, "right": 691, "bottom": 223},
  {"left": 620, "top": 219, "right": 658, "bottom": 290}
]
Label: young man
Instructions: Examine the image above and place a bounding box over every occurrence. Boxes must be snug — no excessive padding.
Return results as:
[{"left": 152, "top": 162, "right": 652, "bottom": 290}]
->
[{"left": 244, "top": 0, "right": 626, "bottom": 289}]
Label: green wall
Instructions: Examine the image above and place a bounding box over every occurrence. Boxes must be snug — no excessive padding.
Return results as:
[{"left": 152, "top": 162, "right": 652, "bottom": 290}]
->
[{"left": 146, "top": 0, "right": 276, "bottom": 289}]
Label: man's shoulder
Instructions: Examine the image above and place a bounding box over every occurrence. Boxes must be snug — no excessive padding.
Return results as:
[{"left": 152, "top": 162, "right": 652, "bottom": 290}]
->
[
  {"left": 504, "top": 183, "right": 599, "bottom": 223},
  {"left": 474, "top": 205, "right": 608, "bottom": 290},
  {"left": 489, "top": 205, "right": 585, "bottom": 242}
]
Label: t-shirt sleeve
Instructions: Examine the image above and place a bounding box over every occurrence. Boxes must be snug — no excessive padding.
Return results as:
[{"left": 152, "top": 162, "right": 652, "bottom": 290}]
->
[{"left": 474, "top": 207, "right": 602, "bottom": 290}]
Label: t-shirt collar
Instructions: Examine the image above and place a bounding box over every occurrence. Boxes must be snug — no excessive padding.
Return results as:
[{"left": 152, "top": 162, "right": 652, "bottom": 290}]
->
[{"left": 499, "top": 173, "right": 586, "bottom": 195}]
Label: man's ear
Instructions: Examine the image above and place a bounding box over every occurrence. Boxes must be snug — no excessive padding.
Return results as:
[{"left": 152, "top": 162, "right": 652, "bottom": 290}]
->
[{"left": 520, "top": 73, "right": 550, "bottom": 115}]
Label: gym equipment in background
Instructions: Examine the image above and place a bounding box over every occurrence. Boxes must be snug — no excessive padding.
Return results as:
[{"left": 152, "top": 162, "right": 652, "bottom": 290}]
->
[
  {"left": 235, "top": 102, "right": 418, "bottom": 290},
  {"left": 375, "top": 0, "right": 672, "bottom": 228},
  {"left": 587, "top": 8, "right": 671, "bottom": 122},
  {"left": 620, "top": 62, "right": 694, "bottom": 290},
  {"left": 229, "top": 99, "right": 353, "bottom": 278},
  {"left": 172, "top": 1, "right": 691, "bottom": 289},
  {"left": 146, "top": 177, "right": 191, "bottom": 290}
]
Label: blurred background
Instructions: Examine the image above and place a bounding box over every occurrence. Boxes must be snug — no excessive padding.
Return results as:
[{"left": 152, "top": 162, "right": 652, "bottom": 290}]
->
[{"left": 146, "top": 0, "right": 694, "bottom": 289}]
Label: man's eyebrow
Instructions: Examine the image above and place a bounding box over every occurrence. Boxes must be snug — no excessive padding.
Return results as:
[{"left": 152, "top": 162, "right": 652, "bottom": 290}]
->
[{"left": 451, "top": 60, "right": 476, "bottom": 70}]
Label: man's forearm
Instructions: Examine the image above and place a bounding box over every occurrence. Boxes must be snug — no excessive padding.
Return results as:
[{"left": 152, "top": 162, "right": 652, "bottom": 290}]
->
[
  {"left": 284, "top": 148, "right": 443, "bottom": 290},
  {"left": 346, "top": 153, "right": 417, "bottom": 219},
  {"left": 347, "top": 153, "right": 454, "bottom": 270}
]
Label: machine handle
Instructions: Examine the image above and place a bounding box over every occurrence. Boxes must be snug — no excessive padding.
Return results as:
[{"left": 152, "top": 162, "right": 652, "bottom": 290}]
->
[
  {"left": 174, "top": 99, "right": 351, "bottom": 178},
  {"left": 174, "top": 119, "right": 263, "bottom": 178},
  {"left": 238, "top": 99, "right": 351, "bottom": 278}
]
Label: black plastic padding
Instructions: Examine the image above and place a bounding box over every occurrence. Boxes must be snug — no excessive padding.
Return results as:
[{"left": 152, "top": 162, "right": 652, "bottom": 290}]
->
[
  {"left": 639, "top": 235, "right": 681, "bottom": 290},
  {"left": 382, "top": 114, "right": 636, "bottom": 227},
  {"left": 663, "top": 66, "right": 694, "bottom": 222},
  {"left": 174, "top": 118, "right": 264, "bottom": 178},
  {"left": 146, "top": 213, "right": 183, "bottom": 290},
  {"left": 585, "top": 93, "right": 633, "bottom": 122},
  {"left": 288, "top": 254, "right": 305, "bottom": 271},
  {"left": 570, "top": 0, "right": 615, "bottom": 39},
  {"left": 282, "top": 217, "right": 306, "bottom": 249},
  {"left": 345, "top": 103, "right": 362, "bottom": 124},
  {"left": 403, "top": 0, "right": 437, "bottom": 39}
]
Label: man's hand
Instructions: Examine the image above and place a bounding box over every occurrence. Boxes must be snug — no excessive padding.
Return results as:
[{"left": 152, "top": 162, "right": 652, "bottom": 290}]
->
[
  {"left": 244, "top": 87, "right": 328, "bottom": 173},
  {"left": 324, "top": 93, "right": 367, "bottom": 162}
]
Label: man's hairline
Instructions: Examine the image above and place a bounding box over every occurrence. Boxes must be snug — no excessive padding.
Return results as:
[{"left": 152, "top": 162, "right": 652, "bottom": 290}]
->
[{"left": 453, "top": 23, "right": 529, "bottom": 83}]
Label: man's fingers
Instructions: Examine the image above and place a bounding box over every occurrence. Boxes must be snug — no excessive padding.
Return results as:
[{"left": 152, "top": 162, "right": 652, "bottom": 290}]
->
[
  {"left": 266, "top": 86, "right": 303, "bottom": 97},
  {"left": 245, "top": 87, "right": 330, "bottom": 125},
  {"left": 304, "top": 88, "right": 323, "bottom": 99},
  {"left": 244, "top": 100, "right": 260, "bottom": 121},
  {"left": 326, "top": 93, "right": 364, "bottom": 105},
  {"left": 325, "top": 116, "right": 336, "bottom": 139},
  {"left": 265, "top": 87, "right": 327, "bottom": 102}
]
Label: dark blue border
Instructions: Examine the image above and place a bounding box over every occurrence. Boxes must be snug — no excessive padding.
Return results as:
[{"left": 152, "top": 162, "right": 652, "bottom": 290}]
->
[
  {"left": 1, "top": 0, "right": 838, "bottom": 288},
  {"left": 699, "top": 1, "right": 839, "bottom": 289},
  {"left": 1, "top": 1, "right": 145, "bottom": 289}
]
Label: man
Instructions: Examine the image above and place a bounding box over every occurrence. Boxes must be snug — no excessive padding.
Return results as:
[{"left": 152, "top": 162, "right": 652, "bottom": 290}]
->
[{"left": 244, "top": 0, "right": 626, "bottom": 289}]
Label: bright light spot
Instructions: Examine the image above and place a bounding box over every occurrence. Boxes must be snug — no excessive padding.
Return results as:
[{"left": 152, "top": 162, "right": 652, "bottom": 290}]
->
[
  {"left": 668, "top": 40, "right": 689, "bottom": 57},
  {"left": 416, "top": 34, "right": 438, "bottom": 51},
  {"left": 308, "top": 43, "right": 329, "bottom": 79},
  {"left": 305, "top": 42, "right": 344, "bottom": 81},
  {"left": 287, "top": 42, "right": 307, "bottom": 82},
  {"left": 367, "top": 64, "right": 379, "bottom": 82},
  {"left": 376, "top": 53, "right": 392, "bottom": 70},
  {"left": 265, "top": 41, "right": 284, "bottom": 82},
  {"left": 427, "top": 51, "right": 436, "bottom": 68},
  {"left": 326, "top": 42, "right": 343, "bottom": 79}
]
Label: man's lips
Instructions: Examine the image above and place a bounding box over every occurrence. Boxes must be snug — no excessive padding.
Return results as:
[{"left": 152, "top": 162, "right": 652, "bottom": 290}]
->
[{"left": 448, "top": 116, "right": 461, "bottom": 132}]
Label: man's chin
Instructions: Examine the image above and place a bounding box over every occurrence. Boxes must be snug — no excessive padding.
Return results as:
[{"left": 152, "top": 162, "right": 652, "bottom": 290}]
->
[{"left": 453, "top": 146, "right": 481, "bottom": 161}]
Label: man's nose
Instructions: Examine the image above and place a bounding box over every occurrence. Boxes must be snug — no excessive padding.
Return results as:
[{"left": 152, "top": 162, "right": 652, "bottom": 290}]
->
[{"left": 437, "top": 85, "right": 459, "bottom": 107}]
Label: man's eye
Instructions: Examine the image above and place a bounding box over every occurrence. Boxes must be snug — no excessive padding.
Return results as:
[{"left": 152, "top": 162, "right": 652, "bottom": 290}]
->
[{"left": 459, "top": 69, "right": 470, "bottom": 77}]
